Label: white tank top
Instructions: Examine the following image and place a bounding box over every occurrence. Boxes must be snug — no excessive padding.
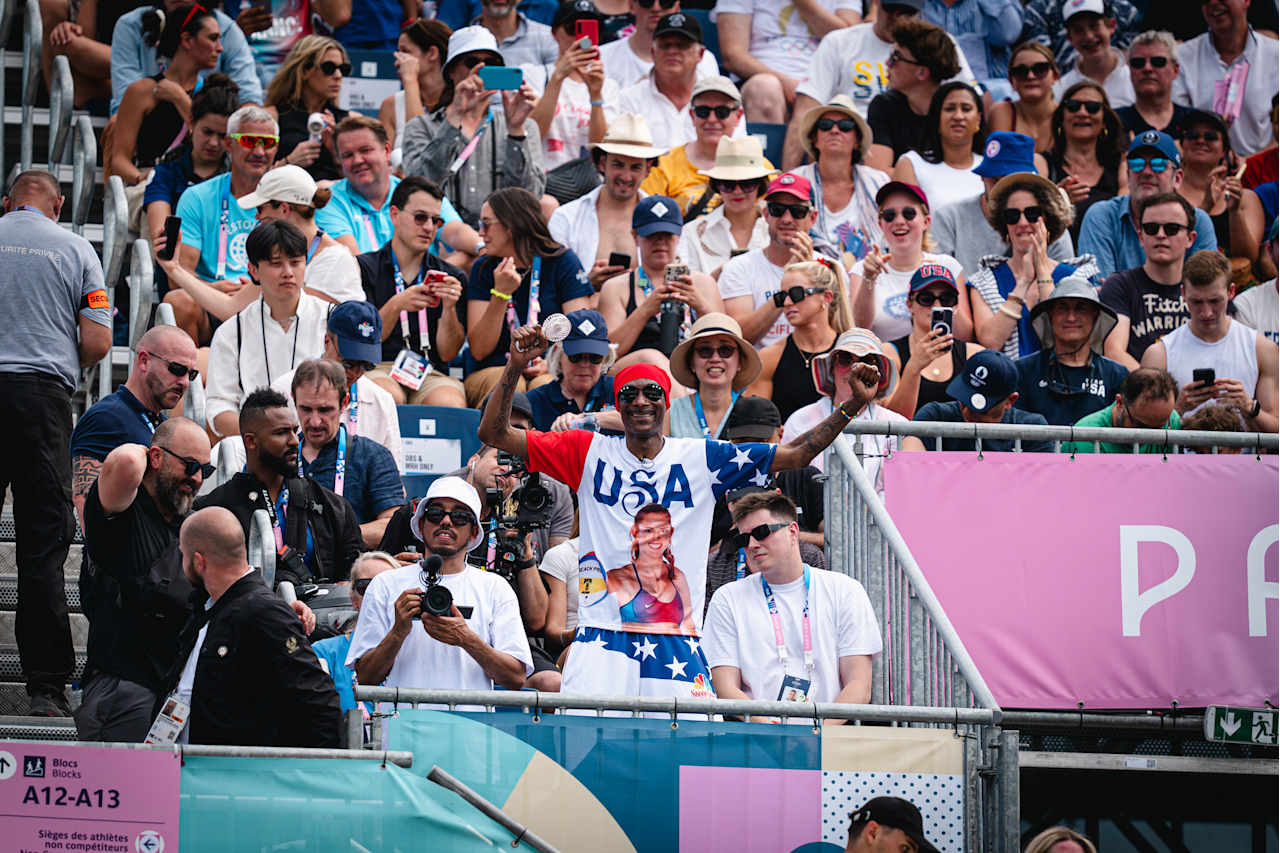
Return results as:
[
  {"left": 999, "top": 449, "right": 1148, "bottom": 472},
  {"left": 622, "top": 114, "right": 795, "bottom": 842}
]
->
[
  {"left": 1163, "top": 319, "right": 1259, "bottom": 417},
  {"left": 901, "top": 150, "right": 984, "bottom": 210}
]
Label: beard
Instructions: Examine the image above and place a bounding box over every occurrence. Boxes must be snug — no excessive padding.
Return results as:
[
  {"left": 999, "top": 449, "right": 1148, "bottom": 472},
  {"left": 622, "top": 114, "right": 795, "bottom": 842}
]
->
[
  {"left": 259, "top": 445, "right": 299, "bottom": 479},
  {"left": 154, "top": 470, "right": 196, "bottom": 519}
]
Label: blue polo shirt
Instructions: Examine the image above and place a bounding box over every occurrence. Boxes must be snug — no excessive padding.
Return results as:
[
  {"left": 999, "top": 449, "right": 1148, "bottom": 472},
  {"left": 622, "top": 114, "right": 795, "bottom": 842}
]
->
[
  {"left": 913, "top": 401, "right": 1054, "bottom": 452},
  {"left": 525, "top": 375, "right": 615, "bottom": 431},
  {"left": 299, "top": 431, "right": 404, "bottom": 524},
  {"left": 176, "top": 172, "right": 258, "bottom": 282},
  {"left": 70, "top": 387, "right": 165, "bottom": 462},
  {"left": 314, "top": 175, "right": 462, "bottom": 255},
  {"left": 1013, "top": 351, "right": 1129, "bottom": 427},
  {"left": 1077, "top": 195, "right": 1218, "bottom": 279}
]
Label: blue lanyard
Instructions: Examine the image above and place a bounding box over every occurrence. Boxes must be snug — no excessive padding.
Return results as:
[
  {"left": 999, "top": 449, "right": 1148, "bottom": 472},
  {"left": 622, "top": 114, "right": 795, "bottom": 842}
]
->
[
  {"left": 760, "top": 565, "right": 813, "bottom": 673},
  {"left": 301, "top": 425, "right": 347, "bottom": 496},
  {"left": 137, "top": 408, "right": 158, "bottom": 436},
  {"left": 346, "top": 381, "right": 359, "bottom": 436},
  {"left": 391, "top": 249, "right": 428, "bottom": 353},
  {"left": 307, "top": 230, "right": 324, "bottom": 263},
  {"left": 693, "top": 390, "right": 740, "bottom": 438},
  {"left": 735, "top": 547, "right": 747, "bottom": 580}
]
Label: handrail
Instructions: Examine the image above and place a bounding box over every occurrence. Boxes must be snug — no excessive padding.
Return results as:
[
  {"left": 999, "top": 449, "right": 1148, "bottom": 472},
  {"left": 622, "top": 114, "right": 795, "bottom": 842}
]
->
[
  {"left": 70, "top": 116, "right": 95, "bottom": 235},
  {"left": 185, "top": 368, "right": 206, "bottom": 425},
  {"left": 48, "top": 55, "right": 72, "bottom": 165},
  {"left": 0, "top": 0, "right": 15, "bottom": 51},
  {"left": 428, "top": 765, "right": 560, "bottom": 853},
  {"left": 832, "top": 434, "right": 1002, "bottom": 712},
  {"left": 249, "top": 508, "right": 276, "bottom": 587},
  {"left": 20, "top": 0, "right": 40, "bottom": 171},
  {"left": 0, "top": 0, "right": 13, "bottom": 183},
  {"left": 843, "top": 418, "right": 1278, "bottom": 452},
  {"left": 128, "top": 239, "right": 153, "bottom": 350},
  {"left": 354, "top": 686, "right": 1000, "bottom": 725},
  {"left": 23, "top": 741, "right": 414, "bottom": 767},
  {"left": 102, "top": 176, "right": 129, "bottom": 285}
]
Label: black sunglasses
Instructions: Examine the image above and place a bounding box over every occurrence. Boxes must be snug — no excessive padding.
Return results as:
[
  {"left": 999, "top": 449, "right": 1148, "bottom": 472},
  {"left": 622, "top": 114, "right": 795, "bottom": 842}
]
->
[
  {"left": 771, "top": 285, "right": 825, "bottom": 307},
  {"left": 410, "top": 211, "right": 446, "bottom": 227},
  {"left": 458, "top": 54, "right": 489, "bottom": 69},
  {"left": 618, "top": 383, "right": 665, "bottom": 404},
  {"left": 1010, "top": 61, "right": 1052, "bottom": 79},
  {"left": 912, "top": 290, "right": 958, "bottom": 307},
  {"left": 158, "top": 445, "right": 215, "bottom": 479},
  {"left": 1128, "top": 55, "right": 1170, "bottom": 70},
  {"left": 1140, "top": 221, "right": 1188, "bottom": 237},
  {"left": 716, "top": 179, "right": 761, "bottom": 193},
  {"left": 636, "top": 0, "right": 678, "bottom": 7},
  {"left": 316, "top": 60, "right": 352, "bottom": 76},
  {"left": 832, "top": 351, "right": 881, "bottom": 369},
  {"left": 1181, "top": 129, "right": 1221, "bottom": 143},
  {"left": 567, "top": 352, "right": 604, "bottom": 364},
  {"left": 888, "top": 50, "right": 924, "bottom": 67},
  {"left": 815, "top": 117, "right": 857, "bottom": 132},
  {"left": 767, "top": 201, "right": 810, "bottom": 219},
  {"left": 879, "top": 206, "right": 919, "bottom": 223},
  {"left": 342, "top": 358, "right": 376, "bottom": 372},
  {"left": 423, "top": 504, "right": 477, "bottom": 527},
  {"left": 352, "top": 577, "right": 373, "bottom": 594},
  {"left": 147, "top": 351, "right": 199, "bottom": 381},
  {"left": 1062, "top": 98, "right": 1103, "bottom": 115},
  {"left": 732, "top": 521, "right": 790, "bottom": 549},
  {"left": 692, "top": 105, "right": 735, "bottom": 120},
  {"left": 1002, "top": 205, "right": 1043, "bottom": 225},
  {"left": 694, "top": 343, "right": 738, "bottom": 359}
]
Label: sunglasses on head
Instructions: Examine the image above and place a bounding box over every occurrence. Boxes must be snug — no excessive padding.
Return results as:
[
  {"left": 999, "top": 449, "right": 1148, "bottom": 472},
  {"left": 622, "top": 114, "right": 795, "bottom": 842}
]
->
[
  {"left": 1002, "top": 205, "right": 1043, "bottom": 225},
  {"left": 815, "top": 117, "right": 857, "bottom": 132},
  {"left": 636, "top": 0, "right": 678, "bottom": 7},
  {"left": 341, "top": 358, "right": 376, "bottom": 372},
  {"left": 767, "top": 201, "right": 810, "bottom": 219},
  {"left": 694, "top": 343, "right": 738, "bottom": 359},
  {"left": 716, "top": 178, "right": 760, "bottom": 193},
  {"left": 567, "top": 352, "right": 605, "bottom": 364},
  {"left": 1010, "top": 61, "right": 1052, "bottom": 80},
  {"left": 423, "top": 504, "right": 476, "bottom": 527},
  {"left": 618, "top": 383, "right": 665, "bottom": 404},
  {"left": 1181, "top": 129, "right": 1221, "bottom": 143},
  {"left": 146, "top": 351, "right": 199, "bottom": 381},
  {"left": 158, "top": 445, "right": 215, "bottom": 479},
  {"left": 692, "top": 104, "right": 735, "bottom": 120},
  {"left": 352, "top": 577, "right": 373, "bottom": 594},
  {"left": 1140, "top": 221, "right": 1188, "bottom": 237},
  {"left": 1062, "top": 98, "right": 1103, "bottom": 115},
  {"left": 1128, "top": 55, "right": 1170, "bottom": 70},
  {"left": 1128, "top": 156, "right": 1170, "bottom": 173},
  {"left": 409, "top": 211, "right": 446, "bottom": 227},
  {"left": 912, "top": 289, "right": 958, "bottom": 307},
  {"left": 229, "top": 133, "right": 279, "bottom": 150},
  {"left": 879, "top": 206, "right": 919, "bottom": 223},
  {"left": 771, "top": 285, "right": 825, "bottom": 307},
  {"left": 732, "top": 521, "right": 789, "bottom": 549},
  {"left": 315, "top": 60, "right": 352, "bottom": 76}
]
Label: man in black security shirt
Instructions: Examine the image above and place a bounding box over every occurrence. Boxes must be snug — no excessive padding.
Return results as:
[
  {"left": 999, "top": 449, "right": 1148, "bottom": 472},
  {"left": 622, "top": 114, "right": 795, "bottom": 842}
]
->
[
  {"left": 197, "top": 388, "right": 363, "bottom": 586},
  {"left": 168, "top": 507, "right": 339, "bottom": 747},
  {"left": 76, "top": 417, "right": 211, "bottom": 742}
]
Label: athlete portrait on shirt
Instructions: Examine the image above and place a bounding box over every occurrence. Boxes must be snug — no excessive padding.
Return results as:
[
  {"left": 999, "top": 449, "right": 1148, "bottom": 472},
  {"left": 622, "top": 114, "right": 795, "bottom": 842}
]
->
[{"left": 605, "top": 504, "right": 697, "bottom": 636}]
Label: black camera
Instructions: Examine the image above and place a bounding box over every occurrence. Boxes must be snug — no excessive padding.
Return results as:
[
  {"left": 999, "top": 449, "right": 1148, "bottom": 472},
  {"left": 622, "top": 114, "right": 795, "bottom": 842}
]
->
[
  {"left": 418, "top": 555, "right": 452, "bottom": 617},
  {"left": 486, "top": 453, "right": 555, "bottom": 581}
]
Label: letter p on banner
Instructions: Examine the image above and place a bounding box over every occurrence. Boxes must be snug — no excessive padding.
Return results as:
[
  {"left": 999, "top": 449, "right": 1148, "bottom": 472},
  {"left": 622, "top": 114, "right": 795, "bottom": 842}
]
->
[{"left": 1120, "top": 525, "right": 1196, "bottom": 637}]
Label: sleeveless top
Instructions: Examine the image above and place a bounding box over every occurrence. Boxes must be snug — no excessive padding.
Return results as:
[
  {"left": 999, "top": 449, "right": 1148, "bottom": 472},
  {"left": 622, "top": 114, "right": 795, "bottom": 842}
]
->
[
  {"left": 625, "top": 271, "right": 665, "bottom": 353},
  {"left": 618, "top": 564, "right": 685, "bottom": 625},
  {"left": 772, "top": 334, "right": 835, "bottom": 423},
  {"left": 669, "top": 392, "right": 738, "bottom": 439},
  {"left": 900, "top": 150, "right": 984, "bottom": 210},
  {"left": 891, "top": 334, "right": 967, "bottom": 414},
  {"left": 1163, "top": 319, "right": 1259, "bottom": 419},
  {"left": 135, "top": 73, "right": 188, "bottom": 168},
  {"left": 276, "top": 101, "right": 350, "bottom": 182}
]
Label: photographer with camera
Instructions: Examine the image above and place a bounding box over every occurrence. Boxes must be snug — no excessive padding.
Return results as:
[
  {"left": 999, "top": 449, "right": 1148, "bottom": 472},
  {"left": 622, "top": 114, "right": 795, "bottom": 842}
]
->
[{"left": 346, "top": 477, "right": 532, "bottom": 695}]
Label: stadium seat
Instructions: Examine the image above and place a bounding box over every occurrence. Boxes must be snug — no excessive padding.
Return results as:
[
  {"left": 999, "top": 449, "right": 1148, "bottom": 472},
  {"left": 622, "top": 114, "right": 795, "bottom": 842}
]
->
[
  {"left": 684, "top": 9, "right": 721, "bottom": 68},
  {"left": 397, "top": 405, "right": 484, "bottom": 499},
  {"left": 746, "top": 122, "right": 786, "bottom": 167}
]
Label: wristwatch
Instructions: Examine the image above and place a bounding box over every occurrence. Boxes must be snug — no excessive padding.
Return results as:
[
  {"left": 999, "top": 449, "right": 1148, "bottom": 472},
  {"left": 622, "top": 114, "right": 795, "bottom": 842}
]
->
[{"left": 1248, "top": 398, "right": 1262, "bottom": 419}]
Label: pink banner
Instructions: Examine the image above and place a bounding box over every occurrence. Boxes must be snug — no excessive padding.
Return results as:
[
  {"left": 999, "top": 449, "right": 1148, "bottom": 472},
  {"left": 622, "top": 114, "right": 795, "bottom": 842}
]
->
[
  {"left": 885, "top": 454, "right": 1279, "bottom": 709},
  {"left": 0, "top": 742, "right": 180, "bottom": 853}
]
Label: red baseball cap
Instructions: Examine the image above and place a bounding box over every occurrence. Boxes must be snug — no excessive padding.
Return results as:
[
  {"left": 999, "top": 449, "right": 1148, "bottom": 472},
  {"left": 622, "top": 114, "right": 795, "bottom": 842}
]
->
[{"left": 764, "top": 172, "right": 812, "bottom": 203}]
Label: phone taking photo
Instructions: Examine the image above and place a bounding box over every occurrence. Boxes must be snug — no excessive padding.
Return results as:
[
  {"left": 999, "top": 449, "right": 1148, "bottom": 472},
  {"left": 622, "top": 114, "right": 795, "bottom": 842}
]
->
[
  {"left": 608, "top": 251, "right": 631, "bottom": 269},
  {"left": 575, "top": 19, "right": 599, "bottom": 46},
  {"left": 478, "top": 66, "right": 523, "bottom": 90},
  {"left": 931, "top": 307, "right": 953, "bottom": 353}
]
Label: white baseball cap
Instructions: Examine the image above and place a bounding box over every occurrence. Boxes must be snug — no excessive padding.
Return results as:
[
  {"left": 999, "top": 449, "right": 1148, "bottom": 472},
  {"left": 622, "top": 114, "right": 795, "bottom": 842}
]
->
[
  {"left": 1061, "top": 0, "right": 1107, "bottom": 22},
  {"left": 237, "top": 164, "right": 318, "bottom": 209},
  {"left": 411, "top": 476, "right": 486, "bottom": 552}
]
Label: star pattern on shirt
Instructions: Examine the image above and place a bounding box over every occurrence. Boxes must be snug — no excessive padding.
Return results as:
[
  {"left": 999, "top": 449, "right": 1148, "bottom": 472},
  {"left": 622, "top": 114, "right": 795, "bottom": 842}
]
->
[
  {"left": 665, "top": 657, "right": 688, "bottom": 678},
  {"left": 632, "top": 637, "right": 658, "bottom": 660},
  {"left": 579, "top": 627, "right": 710, "bottom": 683},
  {"left": 705, "top": 441, "right": 776, "bottom": 500},
  {"left": 684, "top": 637, "right": 700, "bottom": 655}
]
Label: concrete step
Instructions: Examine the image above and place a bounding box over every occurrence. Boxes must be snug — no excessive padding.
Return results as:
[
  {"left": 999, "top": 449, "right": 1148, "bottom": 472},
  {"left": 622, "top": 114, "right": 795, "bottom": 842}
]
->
[
  {"left": 0, "top": 682, "right": 79, "bottom": 717},
  {"left": 0, "top": 544, "right": 85, "bottom": 583},
  {"left": 0, "top": 611, "right": 89, "bottom": 648}
]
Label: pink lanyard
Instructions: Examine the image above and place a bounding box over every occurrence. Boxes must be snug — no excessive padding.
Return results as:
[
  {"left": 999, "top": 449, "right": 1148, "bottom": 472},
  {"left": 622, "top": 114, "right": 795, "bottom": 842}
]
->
[
  {"left": 391, "top": 251, "right": 429, "bottom": 357},
  {"left": 760, "top": 566, "right": 814, "bottom": 673}
]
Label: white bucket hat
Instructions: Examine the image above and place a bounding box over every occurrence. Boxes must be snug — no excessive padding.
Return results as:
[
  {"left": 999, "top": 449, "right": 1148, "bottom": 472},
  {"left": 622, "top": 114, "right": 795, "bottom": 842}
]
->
[
  {"left": 444, "top": 26, "right": 504, "bottom": 75},
  {"left": 594, "top": 113, "right": 668, "bottom": 160},
  {"left": 237, "top": 164, "right": 318, "bottom": 209},
  {"left": 411, "top": 476, "right": 486, "bottom": 553}
]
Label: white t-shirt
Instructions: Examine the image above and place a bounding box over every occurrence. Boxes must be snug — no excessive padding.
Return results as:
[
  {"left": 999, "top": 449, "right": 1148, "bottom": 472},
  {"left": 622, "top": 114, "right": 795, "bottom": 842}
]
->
[
  {"left": 702, "top": 566, "right": 881, "bottom": 719},
  {"left": 345, "top": 562, "right": 534, "bottom": 699},
  {"left": 795, "top": 22, "right": 978, "bottom": 118},
  {"left": 712, "top": 0, "right": 862, "bottom": 79},
  {"left": 898, "top": 151, "right": 984, "bottom": 212},
  {"left": 521, "top": 65, "right": 622, "bottom": 171},
  {"left": 1052, "top": 55, "right": 1135, "bottom": 109},
  {"left": 1173, "top": 29, "right": 1280, "bottom": 157},
  {"left": 525, "top": 431, "right": 776, "bottom": 636},
  {"left": 539, "top": 536, "right": 580, "bottom": 632},
  {"left": 1234, "top": 280, "right": 1278, "bottom": 344},
  {"left": 305, "top": 244, "right": 364, "bottom": 304},
  {"left": 781, "top": 398, "right": 904, "bottom": 487},
  {"left": 616, "top": 74, "right": 749, "bottom": 152},
  {"left": 599, "top": 37, "right": 720, "bottom": 88},
  {"left": 848, "top": 250, "right": 963, "bottom": 342},
  {"left": 717, "top": 249, "right": 790, "bottom": 348},
  {"left": 793, "top": 162, "right": 889, "bottom": 261}
]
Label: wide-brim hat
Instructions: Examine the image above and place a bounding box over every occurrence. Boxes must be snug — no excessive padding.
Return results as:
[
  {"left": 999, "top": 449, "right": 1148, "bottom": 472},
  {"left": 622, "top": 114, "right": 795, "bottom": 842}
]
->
[
  {"left": 1029, "top": 276, "right": 1117, "bottom": 354},
  {"left": 594, "top": 112, "right": 667, "bottom": 160},
  {"left": 986, "top": 171, "right": 1074, "bottom": 244},
  {"left": 443, "top": 26, "right": 504, "bottom": 76},
  {"left": 799, "top": 95, "right": 873, "bottom": 162},
  {"left": 812, "top": 328, "right": 897, "bottom": 399},
  {"left": 412, "top": 475, "right": 486, "bottom": 553},
  {"left": 669, "top": 313, "right": 762, "bottom": 391},
  {"left": 699, "top": 135, "right": 772, "bottom": 181}
]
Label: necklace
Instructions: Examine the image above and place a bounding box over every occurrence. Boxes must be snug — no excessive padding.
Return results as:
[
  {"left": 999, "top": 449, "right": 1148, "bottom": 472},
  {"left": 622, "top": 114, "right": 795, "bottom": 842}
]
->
[{"left": 795, "top": 330, "right": 836, "bottom": 369}]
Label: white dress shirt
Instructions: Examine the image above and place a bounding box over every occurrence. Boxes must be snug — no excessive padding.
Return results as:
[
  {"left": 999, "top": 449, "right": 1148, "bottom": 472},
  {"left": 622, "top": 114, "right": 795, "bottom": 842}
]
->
[
  {"left": 1172, "top": 28, "right": 1280, "bottom": 156},
  {"left": 676, "top": 205, "right": 770, "bottom": 275},
  {"left": 598, "top": 37, "right": 720, "bottom": 88},
  {"left": 548, "top": 185, "right": 650, "bottom": 269}
]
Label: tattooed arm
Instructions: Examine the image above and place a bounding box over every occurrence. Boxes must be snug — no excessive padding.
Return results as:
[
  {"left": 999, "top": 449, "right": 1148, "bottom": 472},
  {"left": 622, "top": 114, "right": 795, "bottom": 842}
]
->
[
  {"left": 770, "top": 363, "right": 881, "bottom": 472},
  {"left": 71, "top": 454, "right": 103, "bottom": 534},
  {"left": 477, "top": 324, "right": 549, "bottom": 458}
]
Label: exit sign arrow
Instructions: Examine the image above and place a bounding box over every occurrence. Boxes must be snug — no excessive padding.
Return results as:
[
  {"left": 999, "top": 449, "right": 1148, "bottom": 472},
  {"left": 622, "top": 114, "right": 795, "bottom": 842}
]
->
[{"left": 1205, "top": 705, "right": 1277, "bottom": 744}]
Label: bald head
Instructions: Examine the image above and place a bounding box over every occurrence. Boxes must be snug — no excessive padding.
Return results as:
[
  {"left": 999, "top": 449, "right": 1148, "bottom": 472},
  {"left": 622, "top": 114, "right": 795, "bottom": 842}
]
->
[
  {"left": 133, "top": 326, "right": 198, "bottom": 410},
  {"left": 181, "top": 507, "right": 248, "bottom": 586},
  {"left": 5, "top": 170, "right": 63, "bottom": 218},
  {"left": 152, "top": 416, "right": 209, "bottom": 454},
  {"left": 136, "top": 325, "right": 196, "bottom": 362}
]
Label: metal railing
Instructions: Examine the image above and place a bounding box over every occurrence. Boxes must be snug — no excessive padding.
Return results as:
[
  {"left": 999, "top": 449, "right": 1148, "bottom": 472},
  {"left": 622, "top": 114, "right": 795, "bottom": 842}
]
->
[
  {"left": 69, "top": 114, "right": 95, "bottom": 235},
  {"left": 841, "top": 418, "right": 1279, "bottom": 454},
  {"left": 248, "top": 508, "right": 275, "bottom": 586},
  {"left": 47, "top": 55, "right": 71, "bottom": 167},
  {"left": 128, "top": 239, "right": 154, "bottom": 350},
  {"left": 103, "top": 175, "right": 129, "bottom": 284},
  {"left": 19, "top": 0, "right": 39, "bottom": 171},
  {"left": 0, "top": 0, "right": 14, "bottom": 183}
]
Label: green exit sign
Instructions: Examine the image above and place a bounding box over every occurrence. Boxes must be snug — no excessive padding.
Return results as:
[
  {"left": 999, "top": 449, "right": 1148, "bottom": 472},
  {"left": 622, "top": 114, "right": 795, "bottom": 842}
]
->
[{"left": 1204, "top": 705, "right": 1278, "bottom": 744}]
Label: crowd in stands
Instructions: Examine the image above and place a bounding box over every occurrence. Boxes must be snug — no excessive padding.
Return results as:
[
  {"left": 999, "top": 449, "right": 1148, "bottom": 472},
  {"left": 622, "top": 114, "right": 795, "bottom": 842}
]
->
[{"left": 3, "top": 0, "right": 1276, "bottom": 792}]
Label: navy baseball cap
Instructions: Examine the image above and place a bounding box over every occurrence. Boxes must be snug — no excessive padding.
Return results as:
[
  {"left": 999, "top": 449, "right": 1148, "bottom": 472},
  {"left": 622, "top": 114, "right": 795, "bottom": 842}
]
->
[
  {"left": 908, "top": 262, "right": 957, "bottom": 295},
  {"left": 1128, "top": 130, "right": 1181, "bottom": 168},
  {"left": 634, "top": 195, "right": 684, "bottom": 237},
  {"left": 562, "top": 309, "right": 611, "bottom": 356},
  {"left": 328, "top": 301, "right": 382, "bottom": 365},
  {"left": 973, "top": 131, "right": 1037, "bottom": 178},
  {"left": 946, "top": 350, "right": 1018, "bottom": 413}
]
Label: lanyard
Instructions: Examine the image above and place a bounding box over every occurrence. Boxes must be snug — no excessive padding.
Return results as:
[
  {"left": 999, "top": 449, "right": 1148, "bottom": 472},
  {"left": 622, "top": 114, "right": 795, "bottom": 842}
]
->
[
  {"left": 735, "top": 547, "right": 747, "bottom": 580},
  {"left": 259, "top": 297, "right": 301, "bottom": 381},
  {"left": 137, "top": 408, "right": 158, "bottom": 436},
  {"left": 216, "top": 181, "right": 232, "bottom": 280},
  {"left": 391, "top": 250, "right": 430, "bottom": 356},
  {"left": 486, "top": 515, "right": 498, "bottom": 570},
  {"left": 637, "top": 267, "right": 693, "bottom": 333},
  {"left": 263, "top": 486, "right": 289, "bottom": 551},
  {"left": 18, "top": 205, "right": 43, "bottom": 215},
  {"left": 504, "top": 255, "right": 542, "bottom": 334},
  {"left": 760, "top": 565, "right": 813, "bottom": 673},
  {"left": 307, "top": 230, "right": 324, "bottom": 263},
  {"left": 449, "top": 107, "right": 494, "bottom": 174},
  {"left": 693, "top": 390, "right": 740, "bottom": 438},
  {"left": 301, "top": 425, "right": 347, "bottom": 497},
  {"left": 346, "top": 381, "right": 359, "bottom": 436},
  {"left": 360, "top": 212, "right": 378, "bottom": 252}
]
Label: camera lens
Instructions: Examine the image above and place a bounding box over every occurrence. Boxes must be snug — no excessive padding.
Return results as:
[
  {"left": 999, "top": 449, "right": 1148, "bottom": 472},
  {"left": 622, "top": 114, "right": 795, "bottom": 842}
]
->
[{"left": 423, "top": 584, "right": 454, "bottom": 617}]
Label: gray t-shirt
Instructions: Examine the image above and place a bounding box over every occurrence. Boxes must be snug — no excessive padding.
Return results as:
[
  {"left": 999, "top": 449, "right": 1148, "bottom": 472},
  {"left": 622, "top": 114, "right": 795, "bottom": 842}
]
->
[
  {"left": 931, "top": 194, "right": 1075, "bottom": 279},
  {"left": 0, "top": 208, "right": 110, "bottom": 388}
]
